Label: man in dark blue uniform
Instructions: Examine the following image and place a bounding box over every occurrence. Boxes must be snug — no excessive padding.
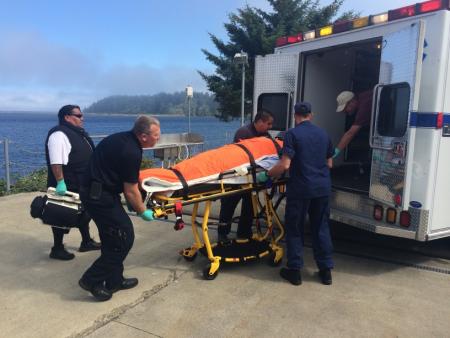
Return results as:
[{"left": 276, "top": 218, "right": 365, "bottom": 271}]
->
[
  {"left": 261, "top": 102, "right": 334, "bottom": 285},
  {"left": 218, "top": 110, "right": 274, "bottom": 241},
  {"left": 45, "top": 105, "right": 100, "bottom": 260},
  {"left": 78, "top": 115, "right": 160, "bottom": 301}
]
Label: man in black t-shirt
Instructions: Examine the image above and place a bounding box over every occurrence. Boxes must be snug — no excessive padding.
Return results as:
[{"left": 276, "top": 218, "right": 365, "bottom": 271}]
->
[
  {"left": 79, "top": 115, "right": 161, "bottom": 301},
  {"left": 218, "top": 110, "right": 274, "bottom": 241}
]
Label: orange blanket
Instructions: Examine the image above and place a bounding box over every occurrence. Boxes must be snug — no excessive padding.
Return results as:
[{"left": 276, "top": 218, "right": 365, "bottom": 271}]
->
[{"left": 140, "top": 137, "right": 282, "bottom": 193}]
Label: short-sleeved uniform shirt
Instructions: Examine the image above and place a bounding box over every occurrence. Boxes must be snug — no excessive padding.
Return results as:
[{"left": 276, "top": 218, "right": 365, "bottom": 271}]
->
[
  {"left": 353, "top": 90, "right": 373, "bottom": 127},
  {"left": 84, "top": 131, "right": 142, "bottom": 194},
  {"left": 233, "top": 123, "right": 269, "bottom": 142},
  {"left": 283, "top": 121, "right": 334, "bottom": 199}
]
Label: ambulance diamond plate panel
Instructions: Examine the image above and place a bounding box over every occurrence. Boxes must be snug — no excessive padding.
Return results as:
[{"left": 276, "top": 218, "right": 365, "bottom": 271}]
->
[
  {"left": 370, "top": 23, "right": 421, "bottom": 206},
  {"left": 254, "top": 54, "right": 298, "bottom": 95}
]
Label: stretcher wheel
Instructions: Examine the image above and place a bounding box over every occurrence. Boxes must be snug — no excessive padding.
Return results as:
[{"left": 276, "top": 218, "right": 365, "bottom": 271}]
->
[
  {"left": 183, "top": 252, "right": 197, "bottom": 262},
  {"left": 268, "top": 252, "right": 282, "bottom": 267},
  {"left": 203, "top": 264, "right": 219, "bottom": 280}
]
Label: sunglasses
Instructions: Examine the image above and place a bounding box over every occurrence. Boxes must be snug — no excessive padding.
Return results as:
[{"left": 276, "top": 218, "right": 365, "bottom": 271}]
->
[{"left": 70, "top": 114, "right": 83, "bottom": 119}]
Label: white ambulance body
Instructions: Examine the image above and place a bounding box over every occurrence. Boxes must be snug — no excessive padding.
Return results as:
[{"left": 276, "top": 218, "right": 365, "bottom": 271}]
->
[{"left": 253, "top": 1, "right": 450, "bottom": 240}]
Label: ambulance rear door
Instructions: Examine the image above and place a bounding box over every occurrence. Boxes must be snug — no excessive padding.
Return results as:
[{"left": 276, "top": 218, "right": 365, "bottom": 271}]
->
[
  {"left": 369, "top": 21, "right": 425, "bottom": 208},
  {"left": 254, "top": 53, "right": 300, "bottom": 131}
]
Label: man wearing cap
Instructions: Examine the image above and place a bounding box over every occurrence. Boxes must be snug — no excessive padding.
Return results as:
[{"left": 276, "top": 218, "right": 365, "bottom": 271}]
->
[
  {"left": 334, "top": 90, "right": 373, "bottom": 158},
  {"left": 258, "top": 102, "right": 334, "bottom": 286}
]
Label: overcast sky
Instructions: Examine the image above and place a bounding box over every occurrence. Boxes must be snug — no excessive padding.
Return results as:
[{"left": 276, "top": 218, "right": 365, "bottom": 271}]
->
[{"left": 0, "top": 0, "right": 415, "bottom": 111}]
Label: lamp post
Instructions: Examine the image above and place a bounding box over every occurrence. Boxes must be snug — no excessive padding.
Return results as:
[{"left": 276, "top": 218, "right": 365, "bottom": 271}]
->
[
  {"left": 186, "top": 85, "right": 193, "bottom": 133},
  {"left": 233, "top": 51, "right": 248, "bottom": 126}
]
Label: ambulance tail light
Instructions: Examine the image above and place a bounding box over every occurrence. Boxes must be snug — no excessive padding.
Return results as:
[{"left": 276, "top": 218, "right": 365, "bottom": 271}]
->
[
  {"left": 386, "top": 208, "right": 397, "bottom": 224},
  {"left": 394, "top": 194, "right": 402, "bottom": 206},
  {"left": 388, "top": 4, "right": 416, "bottom": 21},
  {"left": 373, "top": 205, "right": 384, "bottom": 221},
  {"left": 436, "top": 112, "right": 444, "bottom": 129},
  {"left": 399, "top": 211, "right": 411, "bottom": 227},
  {"left": 276, "top": 36, "right": 288, "bottom": 47},
  {"left": 418, "top": 0, "right": 449, "bottom": 14},
  {"left": 333, "top": 20, "right": 352, "bottom": 33},
  {"left": 352, "top": 16, "right": 369, "bottom": 29}
]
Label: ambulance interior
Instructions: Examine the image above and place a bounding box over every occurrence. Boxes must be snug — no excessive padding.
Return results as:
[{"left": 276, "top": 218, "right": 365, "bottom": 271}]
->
[{"left": 301, "top": 39, "right": 382, "bottom": 194}]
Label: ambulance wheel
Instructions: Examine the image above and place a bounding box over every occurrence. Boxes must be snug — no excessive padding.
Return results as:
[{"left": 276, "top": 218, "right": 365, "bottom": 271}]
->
[
  {"left": 183, "top": 252, "right": 197, "bottom": 262},
  {"left": 203, "top": 264, "right": 218, "bottom": 280},
  {"left": 268, "top": 252, "right": 282, "bottom": 267}
]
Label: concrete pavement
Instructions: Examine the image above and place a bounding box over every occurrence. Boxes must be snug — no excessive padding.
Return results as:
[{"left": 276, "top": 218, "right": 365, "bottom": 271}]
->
[{"left": 1, "top": 192, "right": 450, "bottom": 338}]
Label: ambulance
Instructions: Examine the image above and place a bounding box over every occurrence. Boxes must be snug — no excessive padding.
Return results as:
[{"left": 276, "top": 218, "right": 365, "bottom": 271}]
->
[{"left": 253, "top": 0, "right": 450, "bottom": 240}]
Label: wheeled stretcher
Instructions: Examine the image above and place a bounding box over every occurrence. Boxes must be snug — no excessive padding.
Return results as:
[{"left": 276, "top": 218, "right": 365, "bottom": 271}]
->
[{"left": 139, "top": 137, "right": 286, "bottom": 279}]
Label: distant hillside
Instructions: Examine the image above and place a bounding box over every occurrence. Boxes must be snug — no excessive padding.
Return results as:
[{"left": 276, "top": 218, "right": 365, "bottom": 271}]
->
[{"left": 85, "top": 91, "right": 218, "bottom": 115}]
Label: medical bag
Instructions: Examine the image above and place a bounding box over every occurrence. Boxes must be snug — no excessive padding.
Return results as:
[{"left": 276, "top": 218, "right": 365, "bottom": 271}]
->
[{"left": 30, "top": 188, "right": 85, "bottom": 228}]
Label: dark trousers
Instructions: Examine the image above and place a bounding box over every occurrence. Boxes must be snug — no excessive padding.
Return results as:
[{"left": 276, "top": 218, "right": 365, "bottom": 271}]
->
[
  {"left": 81, "top": 192, "right": 135, "bottom": 289},
  {"left": 218, "top": 192, "right": 253, "bottom": 238},
  {"left": 284, "top": 195, "right": 333, "bottom": 270},
  {"left": 51, "top": 212, "right": 91, "bottom": 248}
]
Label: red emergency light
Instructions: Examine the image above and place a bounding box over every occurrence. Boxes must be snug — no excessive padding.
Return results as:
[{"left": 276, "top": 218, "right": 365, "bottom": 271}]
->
[
  {"left": 388, "top": 4, "right": 416, "bottom": 20},
  {"left": 276, "top": 36, "right": 288, "bottom": 47},
  {"left": 418, "top": 0, "right": 449, "bottom": 13},
  {"left": 333, "top": 20, "right": 353, "bottom": 33},
  {"left": 287, "top": 33, "right": 303, "bottom": 44}
]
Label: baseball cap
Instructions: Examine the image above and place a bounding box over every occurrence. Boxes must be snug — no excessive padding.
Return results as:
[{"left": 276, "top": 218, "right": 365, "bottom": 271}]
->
[
  {"left": 294, "top": 102, "right": 312, "bottom": 115},
  {"left": 336, "top": 91, "right": 355, "bottom": 112}
]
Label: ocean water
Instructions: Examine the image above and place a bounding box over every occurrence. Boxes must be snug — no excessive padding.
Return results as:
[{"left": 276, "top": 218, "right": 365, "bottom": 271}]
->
[{"left": 0, "top": 112, "right": 241, "bottom": 180}]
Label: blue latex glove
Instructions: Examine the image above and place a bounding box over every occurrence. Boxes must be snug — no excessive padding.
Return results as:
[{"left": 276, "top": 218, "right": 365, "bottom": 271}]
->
[
  {"left": 256, "top": 172, "right": 269, "bottom": 183},
  {"left": 140, "top": 209, "right": 154, "bottom": 221},
  {"left": 332, "top": 147, "right": 341, "bottom": 159},
  {"left": 55, "top": 179, "right": 67, "bottom": 196}
]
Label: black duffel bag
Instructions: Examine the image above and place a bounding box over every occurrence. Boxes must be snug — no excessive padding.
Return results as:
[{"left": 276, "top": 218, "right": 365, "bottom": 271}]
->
[{"left": 30, "top": 188, "right": 84, "bottom": 228}]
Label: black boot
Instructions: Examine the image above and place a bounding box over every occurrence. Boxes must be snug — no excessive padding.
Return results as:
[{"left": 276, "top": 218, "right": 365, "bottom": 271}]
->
[
  {"left": 280, "top": 267, "right": 302, "bottom": 285},
  {"left": 49, "top": 246, "right": 75, "bottom": 261},
  {"left": 79, "top": 239, "right": 101, "bottom": 252},
  {"left": 318, "top": 268, "right": 332, "bottom": 285},
  {"left": 79, "top": 279, "right": 112, "bottom": 302}
]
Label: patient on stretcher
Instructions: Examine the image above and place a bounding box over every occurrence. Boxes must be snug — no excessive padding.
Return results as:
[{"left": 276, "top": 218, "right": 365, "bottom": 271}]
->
[{"left": 139, "top": 136, "right": 282, "bottom": 197}]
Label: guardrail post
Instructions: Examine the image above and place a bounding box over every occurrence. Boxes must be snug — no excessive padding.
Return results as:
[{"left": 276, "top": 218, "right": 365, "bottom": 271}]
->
[{"left": 3, "top": 138, "right": 11, "bottom": 192}]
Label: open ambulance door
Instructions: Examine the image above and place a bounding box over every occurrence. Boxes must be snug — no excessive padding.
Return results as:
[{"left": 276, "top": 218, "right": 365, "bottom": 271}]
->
[
  {"left": 254, "top": 53, "right": 300, "bottom": 131},
  {"left": 369, "top": 21, "right": 425, "bottom": 208}
]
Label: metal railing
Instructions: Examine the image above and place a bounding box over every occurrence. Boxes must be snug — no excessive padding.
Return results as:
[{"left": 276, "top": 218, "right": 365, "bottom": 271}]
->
[{"left": 1, "top": 133, "right": 215, "bottom": 193}]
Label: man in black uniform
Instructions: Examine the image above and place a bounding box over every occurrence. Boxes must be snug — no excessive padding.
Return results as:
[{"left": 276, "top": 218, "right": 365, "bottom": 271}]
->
[
  {"left": 261, "top": 102, "right": 334, "bottom": 285},
  {"left": 45, "top": 105, "right": 100, "bottom": 260},
  {"left": 218, "top": 110, "right": 274, "bottom": 241},
  {"left": 79, "top": 115, "right": 160, "bottom": 301}
]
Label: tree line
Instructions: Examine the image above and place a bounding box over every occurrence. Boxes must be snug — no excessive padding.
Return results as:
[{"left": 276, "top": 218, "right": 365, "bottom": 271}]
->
[
  {"left": 85, "top": 92, "right": 218, "bottom": 116},
  {"left": 86, "top": 1, "right": 356, "bottom": 120}
]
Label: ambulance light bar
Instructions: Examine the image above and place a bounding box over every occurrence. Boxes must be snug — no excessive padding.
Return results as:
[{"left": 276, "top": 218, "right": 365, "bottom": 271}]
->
[{"left": 275, "top": 0, "right": 450, "bottom": 47}]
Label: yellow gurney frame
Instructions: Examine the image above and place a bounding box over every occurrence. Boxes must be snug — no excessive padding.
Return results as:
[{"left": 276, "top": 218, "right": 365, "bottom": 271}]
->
[{"left": 145, "top": 178, "right": 285, "bottom": 280}]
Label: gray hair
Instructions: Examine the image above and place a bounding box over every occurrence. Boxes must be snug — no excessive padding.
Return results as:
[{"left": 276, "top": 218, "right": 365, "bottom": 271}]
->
[{"left": 132, "top": 115, "right": 160, "bottom": 134}]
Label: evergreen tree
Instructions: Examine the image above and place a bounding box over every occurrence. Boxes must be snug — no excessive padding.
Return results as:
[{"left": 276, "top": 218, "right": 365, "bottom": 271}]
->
[{"left": 199, "top": 0, "right": 356, "bottom": 121}]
